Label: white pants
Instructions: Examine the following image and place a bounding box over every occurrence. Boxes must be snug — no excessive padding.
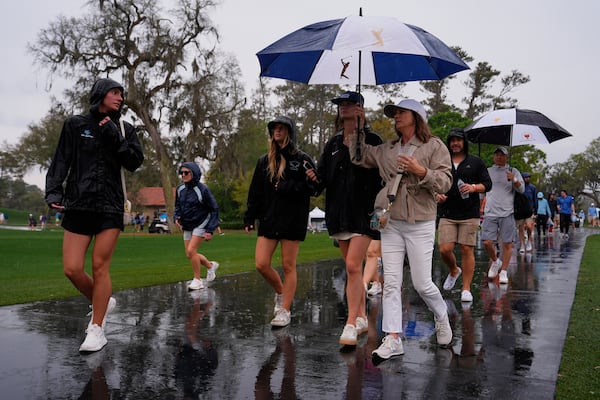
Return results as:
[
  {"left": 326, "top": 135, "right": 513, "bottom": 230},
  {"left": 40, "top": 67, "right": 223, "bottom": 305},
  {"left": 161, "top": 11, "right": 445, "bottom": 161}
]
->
[{"left": 380, "top": 219, "right": 447, "bottom": 334}]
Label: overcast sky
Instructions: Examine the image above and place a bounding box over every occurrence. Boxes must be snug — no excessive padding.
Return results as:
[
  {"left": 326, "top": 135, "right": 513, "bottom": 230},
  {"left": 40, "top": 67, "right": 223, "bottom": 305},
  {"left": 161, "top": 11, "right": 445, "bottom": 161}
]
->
[{"left": 2, "top": 0, "right": 599, "bottom": 189}]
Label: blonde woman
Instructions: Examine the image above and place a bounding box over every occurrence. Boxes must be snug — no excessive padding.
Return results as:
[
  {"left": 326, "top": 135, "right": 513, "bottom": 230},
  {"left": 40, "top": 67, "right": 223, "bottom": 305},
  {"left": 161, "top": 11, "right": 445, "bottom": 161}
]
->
[{"left": 244, "top": 116, "right": 318, "bottom": 327}]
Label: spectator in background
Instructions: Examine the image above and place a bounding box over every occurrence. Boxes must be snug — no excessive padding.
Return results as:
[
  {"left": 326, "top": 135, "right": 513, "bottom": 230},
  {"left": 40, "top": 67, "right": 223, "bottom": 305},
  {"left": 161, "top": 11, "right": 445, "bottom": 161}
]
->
[
  {"left": 547, "top": 193, "right": 558, "bottom": 232},
  {"left": 482, "top": 146, "right": 524, "bottom": 285},
  {"left": 39, "top": 214, "right": 47, "bottom": 231},
  {"left": 28, "top": 213, "right": 37, "bottom": 230},
  {"left": 556, "top": 189, "right": 575, "bottom": 239},
  {"left": 535, "top": 192, "right": 552, "bottom": 237},
  {"left": 587, "top": 203, "right": 597, "bottom": 227},
  {"left": 174, "top": 162, "right": 220, "bottom": 291},
  {"left": 517, "top": 172, "right": 536, "bottom": 253}
]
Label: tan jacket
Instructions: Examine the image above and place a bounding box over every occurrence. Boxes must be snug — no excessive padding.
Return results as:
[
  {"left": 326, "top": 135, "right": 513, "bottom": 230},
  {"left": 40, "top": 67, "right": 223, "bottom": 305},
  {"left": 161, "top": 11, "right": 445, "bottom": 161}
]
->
[{"left": 350, "top": 133, "right": 452, "bottom": 223}]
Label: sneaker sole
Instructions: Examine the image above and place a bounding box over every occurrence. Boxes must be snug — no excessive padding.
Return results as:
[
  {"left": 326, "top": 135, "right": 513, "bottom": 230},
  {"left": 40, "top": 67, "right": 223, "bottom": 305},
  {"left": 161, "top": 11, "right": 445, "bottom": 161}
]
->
[
  {"left": 79, "top": 339, "right": 107, "bottom": 353},
  {"left": 339, "top": 337, "right": 358, "bottom": 346},
  {"left": 270, "top": 320, "right": 290, "bottom": 327},
  {"left": 372, "top": 350, "right": 404, "bottom": 359}
]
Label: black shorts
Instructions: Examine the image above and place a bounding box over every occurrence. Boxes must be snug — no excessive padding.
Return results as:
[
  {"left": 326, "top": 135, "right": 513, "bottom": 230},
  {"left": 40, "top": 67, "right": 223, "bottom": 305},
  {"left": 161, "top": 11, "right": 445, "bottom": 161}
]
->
[{"left": 61, "top": 210, "right": 124, "bottom": 236}]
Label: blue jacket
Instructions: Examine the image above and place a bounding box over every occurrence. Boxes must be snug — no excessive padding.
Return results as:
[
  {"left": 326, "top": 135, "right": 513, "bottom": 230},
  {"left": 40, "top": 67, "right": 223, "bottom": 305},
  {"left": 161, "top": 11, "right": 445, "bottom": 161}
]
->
[
  {"left": 535, "top": 198, "right": 552, "bottom": 216},
  {"left": 173, "top": 162, "right": 219, "bottom": 233}
]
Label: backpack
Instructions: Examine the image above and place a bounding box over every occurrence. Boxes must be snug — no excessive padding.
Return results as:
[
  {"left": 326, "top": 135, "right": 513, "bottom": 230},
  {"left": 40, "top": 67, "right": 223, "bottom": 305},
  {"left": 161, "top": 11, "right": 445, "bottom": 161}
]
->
[
  {"left": 514, "top": 191, "right": 533, "bottom": 220},
  {"left": 177, "top": 184, "right": 203, "bottom": 204}
]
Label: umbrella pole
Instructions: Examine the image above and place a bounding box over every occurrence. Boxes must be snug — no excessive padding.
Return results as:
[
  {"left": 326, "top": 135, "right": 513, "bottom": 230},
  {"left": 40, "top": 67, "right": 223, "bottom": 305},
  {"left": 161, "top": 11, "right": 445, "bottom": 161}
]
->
[
  {"left": 355, "top": 49, "right": 363, "bottom": 161},
  {"left": 508, "top": 125, "right": 513, "bottom": 179}
]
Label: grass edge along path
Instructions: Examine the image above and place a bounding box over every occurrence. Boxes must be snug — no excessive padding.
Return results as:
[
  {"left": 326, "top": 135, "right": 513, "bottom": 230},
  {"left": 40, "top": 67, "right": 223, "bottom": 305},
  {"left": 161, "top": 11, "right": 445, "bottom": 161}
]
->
[
  {"left": 0, "top": 229, "right": 339, "bottom": 306},
  {"left": 555, "top": 233, "right": 600, "bottom": 399}
]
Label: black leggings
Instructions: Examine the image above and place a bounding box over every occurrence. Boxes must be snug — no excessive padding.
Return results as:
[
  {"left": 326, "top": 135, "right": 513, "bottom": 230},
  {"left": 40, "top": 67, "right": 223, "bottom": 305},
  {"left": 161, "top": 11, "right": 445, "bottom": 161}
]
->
[
  {"left": 536, "top": 214, "right": 549, "bottom": 236},
  {"left": 559, "top": 213, "right": 571, "bottom": 234}
]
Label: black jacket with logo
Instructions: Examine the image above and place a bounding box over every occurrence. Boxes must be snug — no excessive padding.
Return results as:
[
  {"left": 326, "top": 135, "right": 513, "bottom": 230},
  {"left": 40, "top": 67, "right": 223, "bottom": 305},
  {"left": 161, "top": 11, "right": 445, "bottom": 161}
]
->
[
  {"left": 244, "top": 146, "right": 318, "bottom": 241},
  {"left": 316, "top": 129, "right": 383, "bottom": 239},
  {"left": 45, "top": 78, "right": 144, "bottom": 214}
]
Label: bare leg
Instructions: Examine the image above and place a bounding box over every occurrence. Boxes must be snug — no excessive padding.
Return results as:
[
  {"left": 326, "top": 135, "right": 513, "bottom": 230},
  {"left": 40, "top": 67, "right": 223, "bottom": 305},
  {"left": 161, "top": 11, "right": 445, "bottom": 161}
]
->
[
  {"left": 255, "top": 237, "right": 284, "bottom": 301},
  {"left": 279, "top": 239, "right": 300, "bottom": 311},
  {"left": 460, "top": 244, "right": 475, "bottom": 292},
  {"left": 439, "top": 241, "right": 460, "bottom": 277},
  {"left": 89, "top": 228, "right": 120, "bottom": 326},
  {"left": 339, "top": 236, "right": 371, "bottom": 325},
  {"left": 63, "top": 230, "right": 94, "bottom": 301},
  {"left": 184, "top": 236, "right": 209, "bottom": 280},
  {"left": 362, "top": 239, "right": 381, "bottom": 289}
]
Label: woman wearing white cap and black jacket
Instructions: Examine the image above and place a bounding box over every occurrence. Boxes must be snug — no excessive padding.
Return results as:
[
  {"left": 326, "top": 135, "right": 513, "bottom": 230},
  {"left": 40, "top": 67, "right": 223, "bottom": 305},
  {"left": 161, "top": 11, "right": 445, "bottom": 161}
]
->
[
  {"left": 244, "top": 116, "right": 318, "bottom": 328},
  {"left": 348, "top": 98, "right": 453, "bottom": 360}
]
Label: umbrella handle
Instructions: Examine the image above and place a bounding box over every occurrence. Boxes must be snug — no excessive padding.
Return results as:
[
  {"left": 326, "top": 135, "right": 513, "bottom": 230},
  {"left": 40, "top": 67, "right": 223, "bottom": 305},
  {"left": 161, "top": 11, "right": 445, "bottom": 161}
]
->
[{"left": 355, "top": 115, "right": 362, "bottom": 161}]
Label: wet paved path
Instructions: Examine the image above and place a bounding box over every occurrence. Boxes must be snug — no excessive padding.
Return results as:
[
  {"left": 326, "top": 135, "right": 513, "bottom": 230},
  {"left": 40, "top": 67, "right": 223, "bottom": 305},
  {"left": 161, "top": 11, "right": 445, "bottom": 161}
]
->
[{"left": 0, "top": 229, "right": 593, "bottom": 399}]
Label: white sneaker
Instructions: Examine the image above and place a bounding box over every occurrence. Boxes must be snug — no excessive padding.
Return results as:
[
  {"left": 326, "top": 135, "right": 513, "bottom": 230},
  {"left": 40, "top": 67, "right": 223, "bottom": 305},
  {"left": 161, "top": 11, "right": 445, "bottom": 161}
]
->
[
  {"left": 270, "top": 308, "right": 291, "bottom": 327},
  {"left": 367, "top": 281, "right": 382, "bottom": 296},
  {"left": 372, "top": 335, "right": 404, "bottom": 359},
  {"left": 87, "top": 296, "right": 117, "bottom": 330},
  {"left": 519, "top": 247, "right": 525, "bottom": 254},
  {"left": 79, "top": 324, "right": 107, "bottom": 353},
  {"left": 499, "top": 270, "right": 509, "bottom": 284},
  {"left": 339, "top": 324, "right": 357, "bottom": 346},
  {"left": 187, "top": 278, "right": 204, "bottom": 291},
  {"left": 435, "top": 314, "right": 452, "bottom": 345},
  {"left": 488, "top": 258, "right": 502, "bottom": 278},
  {"left": 274, "top": 293, "right": 283, "bottom": 315},
  {"left": 443, "top": 267, "right": 462, "bottom": 290},
  {"left": 525, "top": 241, "right": 533, "bottom": 252},
  {"left": 461, "top": 290, "right": 473, "bottom": 302},
  {"left": 356, "top": 317, "right": 368, "bottom": 335},
  {"left": 206, "top": 261, "right": 219, "bottom": 282}
]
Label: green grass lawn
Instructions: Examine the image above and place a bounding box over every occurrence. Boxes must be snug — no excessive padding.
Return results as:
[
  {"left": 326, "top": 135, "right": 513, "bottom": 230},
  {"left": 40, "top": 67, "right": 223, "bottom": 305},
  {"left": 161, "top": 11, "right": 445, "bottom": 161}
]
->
[
  {"left": 0, "top": 228, "right": 339, "bottom": 305},
  {"left": 555, "top": 234, "right": 600, "bottom": 399}
]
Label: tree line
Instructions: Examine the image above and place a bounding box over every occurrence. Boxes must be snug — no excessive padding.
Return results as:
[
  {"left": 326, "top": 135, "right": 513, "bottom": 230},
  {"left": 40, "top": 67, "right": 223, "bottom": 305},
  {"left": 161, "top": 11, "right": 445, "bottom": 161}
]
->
[{"left": 1, "top": 0, "right": 597, "bottom": 221}]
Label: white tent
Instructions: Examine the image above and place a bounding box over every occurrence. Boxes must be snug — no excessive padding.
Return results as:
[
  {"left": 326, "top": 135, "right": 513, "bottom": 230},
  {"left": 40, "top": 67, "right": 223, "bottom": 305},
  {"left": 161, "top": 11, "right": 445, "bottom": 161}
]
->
[{"left": 308, "top": 207, "right": 326, "bottom": 232}]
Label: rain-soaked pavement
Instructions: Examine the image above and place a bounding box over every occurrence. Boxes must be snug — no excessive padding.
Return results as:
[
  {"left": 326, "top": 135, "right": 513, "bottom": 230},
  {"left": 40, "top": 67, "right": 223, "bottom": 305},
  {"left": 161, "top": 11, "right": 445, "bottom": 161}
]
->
[{"left": 0, "top": 228, "right": 593, "bottom": 399}]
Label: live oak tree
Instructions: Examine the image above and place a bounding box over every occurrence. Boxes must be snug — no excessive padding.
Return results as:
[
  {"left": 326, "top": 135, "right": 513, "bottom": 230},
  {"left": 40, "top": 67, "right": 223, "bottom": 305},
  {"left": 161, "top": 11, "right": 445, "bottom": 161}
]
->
[{"left": 28, "top": 0, "right": 245, "bottom": 222}]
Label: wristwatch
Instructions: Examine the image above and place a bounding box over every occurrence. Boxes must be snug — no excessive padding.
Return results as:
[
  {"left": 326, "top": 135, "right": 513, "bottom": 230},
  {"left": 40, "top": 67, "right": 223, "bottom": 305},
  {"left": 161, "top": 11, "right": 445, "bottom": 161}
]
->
[{"left": 513, "top": 177, "right": 518, "bottom": 183}]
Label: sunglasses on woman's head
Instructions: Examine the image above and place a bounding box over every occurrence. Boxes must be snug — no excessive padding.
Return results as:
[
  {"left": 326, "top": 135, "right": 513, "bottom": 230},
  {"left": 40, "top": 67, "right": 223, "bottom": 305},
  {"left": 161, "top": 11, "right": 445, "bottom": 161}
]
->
[{"left": 180, "top": 171, "right": 191, "bottom": 176}]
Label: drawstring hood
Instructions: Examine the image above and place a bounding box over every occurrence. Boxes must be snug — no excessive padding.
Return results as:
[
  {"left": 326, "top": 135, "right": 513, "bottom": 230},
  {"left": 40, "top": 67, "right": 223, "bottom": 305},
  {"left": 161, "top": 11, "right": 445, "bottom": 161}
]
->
[
  {"left": 179, "top": 162, "right": 202, "bottom": 186},
  {"left": 89, "top": 78, "right": 125, "bottom": 120}
]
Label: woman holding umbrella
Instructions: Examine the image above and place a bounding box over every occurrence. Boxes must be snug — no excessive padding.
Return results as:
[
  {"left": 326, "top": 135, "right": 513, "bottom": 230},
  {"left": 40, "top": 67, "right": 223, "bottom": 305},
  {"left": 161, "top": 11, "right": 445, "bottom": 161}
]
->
[
  {"left": 348, "top": 99, "right": 453, "bottom": 359},
  {"left": 306, "top": 91, "right": 383, "bottom": 346}
]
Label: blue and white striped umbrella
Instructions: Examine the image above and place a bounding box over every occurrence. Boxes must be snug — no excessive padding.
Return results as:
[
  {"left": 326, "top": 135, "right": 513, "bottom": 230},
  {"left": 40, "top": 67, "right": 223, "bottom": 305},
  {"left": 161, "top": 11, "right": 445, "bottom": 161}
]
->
[{"left": 256, "top": 15, "right": 469, "bottom": 86}]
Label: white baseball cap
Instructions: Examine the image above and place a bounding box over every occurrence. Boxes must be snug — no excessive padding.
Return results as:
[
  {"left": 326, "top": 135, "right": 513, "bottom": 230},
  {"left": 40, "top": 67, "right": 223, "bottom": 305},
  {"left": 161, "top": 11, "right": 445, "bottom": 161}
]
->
[{"left": 384, "top": 99, "right": 427, "bottom": 122}]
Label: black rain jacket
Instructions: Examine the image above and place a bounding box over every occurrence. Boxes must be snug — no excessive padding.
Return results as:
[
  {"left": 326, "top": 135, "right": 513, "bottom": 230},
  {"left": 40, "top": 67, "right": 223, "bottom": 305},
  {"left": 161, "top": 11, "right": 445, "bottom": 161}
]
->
[
  {"left": 315, "top": 129, "right": 383, "bottom": 239},
  {"left": 45, "top": 78, "right": 144, "bottom": 214},
  {"left": 244, "top": 145, "right": 318, "bottom": 241}
]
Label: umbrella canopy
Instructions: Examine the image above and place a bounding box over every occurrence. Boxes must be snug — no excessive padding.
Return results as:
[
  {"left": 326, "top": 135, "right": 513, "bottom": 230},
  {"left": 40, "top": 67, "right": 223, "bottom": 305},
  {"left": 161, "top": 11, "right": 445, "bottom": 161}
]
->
[
  {"left": 256, "top": 15, "right": 469, "bottom": 85},
  {"left": 464, "top": 108, "right": 572, "bottom": 146}
]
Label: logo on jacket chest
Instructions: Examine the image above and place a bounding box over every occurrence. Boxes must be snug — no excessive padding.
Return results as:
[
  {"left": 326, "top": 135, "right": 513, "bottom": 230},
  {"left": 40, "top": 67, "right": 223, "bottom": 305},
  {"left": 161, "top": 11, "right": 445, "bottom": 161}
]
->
[
  {"left": 80, "top": 129, "right": 94, "bottom": 139},
  {"left": 289, "top": 160, "right": 301, "bottom": 171}
]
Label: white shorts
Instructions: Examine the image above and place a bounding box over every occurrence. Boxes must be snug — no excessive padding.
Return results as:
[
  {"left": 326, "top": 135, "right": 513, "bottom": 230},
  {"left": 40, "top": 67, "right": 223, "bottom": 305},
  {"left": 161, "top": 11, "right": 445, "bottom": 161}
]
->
[{"left": 183, "top": 225, "right": 207, "bottom": 241}]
